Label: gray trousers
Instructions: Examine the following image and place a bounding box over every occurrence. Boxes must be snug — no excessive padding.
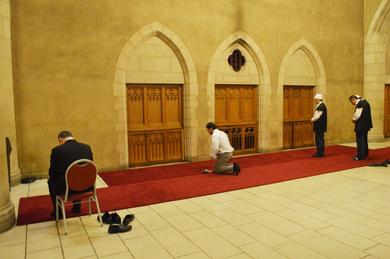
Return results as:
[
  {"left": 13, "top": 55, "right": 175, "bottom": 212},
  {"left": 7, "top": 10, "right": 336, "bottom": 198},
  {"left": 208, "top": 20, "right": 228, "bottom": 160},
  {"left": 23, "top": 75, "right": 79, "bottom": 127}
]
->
[{"left": 214, "top": 152, "right": 234, "bottom": 174}]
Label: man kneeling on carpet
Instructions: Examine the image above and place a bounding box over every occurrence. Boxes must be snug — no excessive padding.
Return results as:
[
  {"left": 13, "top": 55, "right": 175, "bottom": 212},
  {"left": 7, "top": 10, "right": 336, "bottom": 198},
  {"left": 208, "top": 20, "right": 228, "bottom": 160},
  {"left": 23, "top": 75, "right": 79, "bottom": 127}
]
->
[
  {"left": 203, "top": 122, "right": 241, "bottom": 176},
  {"left": 48, "top": 130, "right": 93, "bottom": 218}
]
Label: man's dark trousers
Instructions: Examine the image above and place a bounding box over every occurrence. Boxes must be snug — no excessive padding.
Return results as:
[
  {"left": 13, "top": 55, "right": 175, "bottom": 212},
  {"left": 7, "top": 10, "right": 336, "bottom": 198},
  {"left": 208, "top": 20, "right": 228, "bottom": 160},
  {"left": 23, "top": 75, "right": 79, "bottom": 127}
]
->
[
  {"left": 356, "top": 131, "right": 369, "bottom": 159},
  {"left": 315, "top": 131, "right": 325, "bottom": 156}
]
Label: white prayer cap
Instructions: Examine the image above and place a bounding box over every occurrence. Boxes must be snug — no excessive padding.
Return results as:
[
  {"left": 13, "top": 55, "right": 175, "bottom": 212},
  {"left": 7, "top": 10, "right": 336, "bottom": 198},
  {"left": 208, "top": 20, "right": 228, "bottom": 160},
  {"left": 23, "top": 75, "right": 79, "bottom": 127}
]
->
[{"left": 314, "top": 94, "right": 323, "bottom": 100}]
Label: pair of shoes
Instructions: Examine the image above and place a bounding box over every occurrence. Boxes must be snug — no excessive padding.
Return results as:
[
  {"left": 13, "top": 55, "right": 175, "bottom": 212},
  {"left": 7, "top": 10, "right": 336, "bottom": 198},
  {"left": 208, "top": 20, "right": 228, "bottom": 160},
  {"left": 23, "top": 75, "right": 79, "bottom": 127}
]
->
[
  {"left": 202, "top": 169, "right": 211, "bottom": 174},
  {"left": 21, "top": 176, "right": 37, "bottom": 184},
  {"left": 99, "top": 212, "right": 121, "bottom": 224},
  {"left": 108, "top": 224, "right": 132, "bottom": 233},
  {"left": 354, "top": 156, "right": 363, "bottom": 161},
  {"left": 368, "top": 161, "right": 388, "bottom": 167},
  {"left": 233, "top": 162, "right": 241, "bottom": 176}
]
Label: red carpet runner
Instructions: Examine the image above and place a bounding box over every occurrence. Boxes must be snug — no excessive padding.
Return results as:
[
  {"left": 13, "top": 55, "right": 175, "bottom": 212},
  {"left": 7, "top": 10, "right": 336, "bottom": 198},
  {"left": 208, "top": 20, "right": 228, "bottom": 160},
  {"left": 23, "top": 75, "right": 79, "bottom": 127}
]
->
[{"left": 17, "top": 145, "right": 389, "bottom": 225}]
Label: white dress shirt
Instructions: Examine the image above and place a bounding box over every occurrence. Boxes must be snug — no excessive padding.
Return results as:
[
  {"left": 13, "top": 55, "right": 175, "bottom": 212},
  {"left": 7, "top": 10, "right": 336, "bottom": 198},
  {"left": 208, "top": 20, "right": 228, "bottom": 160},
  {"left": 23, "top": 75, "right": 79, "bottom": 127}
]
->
[
  {"left": 210, "top": 129, "right": 234, "bottom": 159},
  {"left": 311, "top": 101, "right": 323, "bottom": 122},
  {"left": 352, "top": 99, "right": 363, "bottom": 121}
]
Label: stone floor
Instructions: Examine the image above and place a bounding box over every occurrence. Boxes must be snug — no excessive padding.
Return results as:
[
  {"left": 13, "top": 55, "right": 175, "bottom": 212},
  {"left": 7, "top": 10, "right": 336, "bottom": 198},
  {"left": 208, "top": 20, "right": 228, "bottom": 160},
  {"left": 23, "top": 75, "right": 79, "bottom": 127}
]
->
[{"left": 1, "top": 141, "right": 390, "bottom": 259}]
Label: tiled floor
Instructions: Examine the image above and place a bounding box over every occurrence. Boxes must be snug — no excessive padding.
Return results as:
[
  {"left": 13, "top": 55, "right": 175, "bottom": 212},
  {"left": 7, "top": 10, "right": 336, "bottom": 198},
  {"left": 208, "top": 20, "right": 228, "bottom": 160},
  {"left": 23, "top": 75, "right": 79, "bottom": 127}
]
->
[{"left": 1, "top": 141, "right": 390, "bottom": 259}]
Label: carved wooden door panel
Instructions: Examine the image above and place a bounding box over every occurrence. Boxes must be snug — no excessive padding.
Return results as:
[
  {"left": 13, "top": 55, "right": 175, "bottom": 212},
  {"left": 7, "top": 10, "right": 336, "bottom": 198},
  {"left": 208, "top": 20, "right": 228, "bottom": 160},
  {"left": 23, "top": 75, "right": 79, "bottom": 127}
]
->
[
  {"left": 283, "top": 85, "right": 314, "bottom": 149},
  {"left": 126, "top": 84, "right": 183, "bottom": 166},
  {"left": 215, "top": 85, "right": 257, "bottom": 154},
  {"left": 385, "top": 85, "right": 390, "bottom": 138}
]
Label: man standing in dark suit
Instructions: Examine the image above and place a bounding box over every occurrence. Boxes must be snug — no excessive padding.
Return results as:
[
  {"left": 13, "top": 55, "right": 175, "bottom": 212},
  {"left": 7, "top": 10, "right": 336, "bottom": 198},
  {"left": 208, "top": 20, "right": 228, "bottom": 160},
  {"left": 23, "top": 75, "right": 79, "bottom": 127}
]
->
[
  {"left": 311, "top": 94, "right": 327, "bottom": 157},
  {"left": 48, "top": 131, "right": 93, "bottom": 216},
  {"left": 349, "top": 95, "right": 373, "bottom": 160}
]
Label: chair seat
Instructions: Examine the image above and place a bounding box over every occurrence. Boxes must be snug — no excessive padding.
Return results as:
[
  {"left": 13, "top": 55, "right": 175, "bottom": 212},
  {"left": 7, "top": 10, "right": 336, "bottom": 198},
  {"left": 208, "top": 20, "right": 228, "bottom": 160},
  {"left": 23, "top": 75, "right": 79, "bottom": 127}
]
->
[{"left": 58, "top": 192, "right": 94, "bottom": 201}]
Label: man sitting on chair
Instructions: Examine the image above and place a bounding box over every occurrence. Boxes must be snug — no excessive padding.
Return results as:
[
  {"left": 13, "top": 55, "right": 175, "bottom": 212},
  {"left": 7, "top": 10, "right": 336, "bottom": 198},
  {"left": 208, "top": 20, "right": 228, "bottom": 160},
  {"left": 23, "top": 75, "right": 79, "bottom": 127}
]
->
[{"left": 48, "top": 130, "right": 93, "bottom": 217}]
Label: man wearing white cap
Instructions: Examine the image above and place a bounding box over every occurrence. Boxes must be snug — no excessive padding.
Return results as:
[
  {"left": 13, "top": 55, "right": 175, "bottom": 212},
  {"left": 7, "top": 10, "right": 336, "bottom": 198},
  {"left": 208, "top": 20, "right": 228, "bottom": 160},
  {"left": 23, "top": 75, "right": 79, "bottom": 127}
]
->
[{"left": 310, "top": 94, "right": 327, "bottom": 157}]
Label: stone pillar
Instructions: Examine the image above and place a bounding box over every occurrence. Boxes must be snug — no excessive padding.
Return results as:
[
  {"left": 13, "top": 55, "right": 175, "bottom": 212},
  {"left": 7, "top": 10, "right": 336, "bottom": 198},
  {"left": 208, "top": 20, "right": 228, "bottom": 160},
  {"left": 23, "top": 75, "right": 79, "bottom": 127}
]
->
[
  {"left": 0, "top": 0, "right": 21, "bottom": 186},
  {"left": 0, "top": 0, "right": 17, "bottom": 232},
  {"left": 364, "top": 32, "right": 386, "bottom": 140}
]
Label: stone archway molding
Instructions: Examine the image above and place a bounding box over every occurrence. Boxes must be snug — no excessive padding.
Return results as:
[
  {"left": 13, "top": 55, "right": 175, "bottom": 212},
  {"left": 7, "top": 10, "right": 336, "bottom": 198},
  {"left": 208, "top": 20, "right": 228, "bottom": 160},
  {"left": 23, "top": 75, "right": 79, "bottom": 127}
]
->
[
  {"left": 113, "top": 22, "right": 199, "bottom": 167},
  {"left": 207, "top": 31, "right": 272, "bottom": 152}
]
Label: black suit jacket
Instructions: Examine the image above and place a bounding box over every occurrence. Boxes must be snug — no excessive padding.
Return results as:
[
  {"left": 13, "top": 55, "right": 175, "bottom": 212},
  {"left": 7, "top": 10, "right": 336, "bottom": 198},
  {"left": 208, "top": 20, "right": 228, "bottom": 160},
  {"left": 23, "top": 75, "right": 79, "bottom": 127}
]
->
[
  {"left": 48, "top": 139, "right": 93, "bottom": 194},
  {"left": 313, "top": 102, "right": 327, "bottom": 133},
  {"left": 354, "top": 99, "right": 373, "bottom": 132}
]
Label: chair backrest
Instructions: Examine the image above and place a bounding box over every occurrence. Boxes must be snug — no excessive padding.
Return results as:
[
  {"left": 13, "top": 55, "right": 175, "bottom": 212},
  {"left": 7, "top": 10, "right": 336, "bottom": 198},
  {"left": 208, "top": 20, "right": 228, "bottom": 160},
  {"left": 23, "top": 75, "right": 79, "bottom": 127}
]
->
[{"left": 65, "top": 159, "right": 97, "bottom": 194}]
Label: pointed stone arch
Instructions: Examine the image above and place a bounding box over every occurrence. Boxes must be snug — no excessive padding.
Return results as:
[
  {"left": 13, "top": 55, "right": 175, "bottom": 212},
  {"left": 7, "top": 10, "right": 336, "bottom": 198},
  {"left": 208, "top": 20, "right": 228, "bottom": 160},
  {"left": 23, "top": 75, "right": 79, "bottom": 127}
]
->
[
  {"left": 207, "top": 31, "right": 271, "bottom": 152},
  {"left": 113, "top": 22, "right": 199, "bottom": 167},
  {"left": 277, "top": 39, "right": 327, "bottom": 148},
  {"left": 365, "top": 0, "right": 390, "bottom": 140}
]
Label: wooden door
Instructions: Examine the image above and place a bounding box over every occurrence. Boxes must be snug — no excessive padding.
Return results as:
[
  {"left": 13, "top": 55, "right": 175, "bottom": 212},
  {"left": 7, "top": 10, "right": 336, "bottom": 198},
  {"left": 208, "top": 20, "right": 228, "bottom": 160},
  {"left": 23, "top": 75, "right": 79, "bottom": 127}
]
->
[
  {"left": 126, "top": 84, "right": 183, "bottom": 166},
  {"left": 283, "top": 85, "right": 314, "bottom": 149},
  {"left": 385, "top": 85, "right": 390, "bottom": 138},
  {"left": 215, "top": 85, "right": 257, "bottom": 154}
]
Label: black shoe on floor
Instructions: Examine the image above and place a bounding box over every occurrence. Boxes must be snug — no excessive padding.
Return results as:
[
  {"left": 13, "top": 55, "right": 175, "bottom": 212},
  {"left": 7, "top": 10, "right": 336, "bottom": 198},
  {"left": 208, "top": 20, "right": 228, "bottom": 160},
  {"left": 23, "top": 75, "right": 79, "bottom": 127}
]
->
[
  {"left": 111, "top": 212, "right": 122, "bottom": 224},
  {"left": 100, "top": 212, "right": 113, "bottom": 224},
  {"left": 108, "top": 224, "right": 132, "bottom": 234},
  {"left": 123, "top": 214, "right": 135, "bottom": 226},
  {"left": 233, "top": 162, "right": 241, "bottom": 176}
]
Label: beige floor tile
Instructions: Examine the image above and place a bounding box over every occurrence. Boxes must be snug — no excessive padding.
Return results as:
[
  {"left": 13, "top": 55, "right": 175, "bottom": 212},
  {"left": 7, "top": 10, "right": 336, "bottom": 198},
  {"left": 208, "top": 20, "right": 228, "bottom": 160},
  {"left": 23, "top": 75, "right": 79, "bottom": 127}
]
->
[
  {"left": 248, "top": 211, "right": 306, "bottom": 235},
  {"left": 124, "top": 235, "right": 173, "bottom": 259},
  {"left": 151, "top": 227, "right": 199, "bottom": 257},
  {"left": 285, "top": 202, "right": 337, "bottom": 221},
  {"left": 26, "top": 226, "right": 61, "bottom": 253},
  {"left": 177, "top": 251, "right": 210, "bottom": 259},
  {"left": 189, "top": 197, "right": 227, "bottom": 212},
  {"left": 211, "top": 209, "right": 254, "bottom": 227},
  {"left": 117, "top": 219, "right": 149, "bottom": 240},
  {"left": 57, "top": 217, "right": 87, "bottom": 237},
  {"left": 127, "top": 205, "right": 153, "bottom": 214},
  {"left": 373, "top": 233, "right": 390, "bottom": 247},
  {"left": 212, "top": 225, "right": 256, "bottom": 247},
  {"left": 327, "top": 217, "right": 383, "bottom": 238},
  {"left": 100, "top": 251, "right": 134, "bottom": 259},
  {"left": 239, "top": 242, "right": 275, "bottom": 258},
  {"left": 81, "top": 214, "right": 108, "bottom": 238},
  {"left": 190, "top": 211, "right": 227, "bottom": 228},
  {"left": 377, "top": 207, "right": 390, "bottom": 216},
  {"left": 321, "top": 227, "right": 378, "bottom": 250},
  {"left": 246, "top": 196, "right": 284, "bottom": 211},
  {"left": 225, "top": 253, "right": 252, "bottom": 259},
  {"left": 276, "top": 241, "right": 328, "bottom": 259},
  {"left": 61, "top": 235, "right": 95, "bottom": 259},
  {"left": 0, "top": 242, "right": 25, "bottom": 259},
  {"left": 222, "top": 200, "right": 264, "bottom": 215},
  {"left": 361, "top": 218, "right": 390, "bottom": 232},
  {"left": 162, "top": 211, "right": 203, "bottom": 231},
  {"left": 0, "top": 225, "right": 26, "bottom": 247},
  {"left": 151, "top": 202, "right": 181, "bottom": 215},
  {"left": 365, "top": 244, "right": 390, "bottom": 258},
  {"left": 134, "top": 210, "right": 170, "bottom": 231},
  {"left": 239, "top": 223, "right": 289, "bottom": 247},
  {"left": 172, "top": 199, "right": 204, "bottom": 214},
  {"left": 258, "top": 192, "right": 293, "bottom": 205},
  {"left": 208, "top": 192, "right": 237, "bottom": 203},
  {"left": 370, "top": 212, "right": 390, "bottom": 224},
  {"left": 26, "top": 247, "right": 63, "bottom": 259},
  {"left": 311, "top": 202, "right": 368, "bottom": 222},
  {"left": 289, "top": 229, "right": 367, "bottom": 258},
  {"left": 90, "top": 235, "right": 127, "bottom": 257},
  {"left": 184, "top": 228, "right": 241, "bottom": 259},
  {"left": 338, "top": 203, "right": 377, "bottom": 217},
  {"left": 227, "top": 189, "right": 257, "bottom": 200},
  {"left": 27, "top": 220, "right": 57, "bottom": 230},
  {"left": 275, "top": 209, "right": 329, "bottom": 230}
]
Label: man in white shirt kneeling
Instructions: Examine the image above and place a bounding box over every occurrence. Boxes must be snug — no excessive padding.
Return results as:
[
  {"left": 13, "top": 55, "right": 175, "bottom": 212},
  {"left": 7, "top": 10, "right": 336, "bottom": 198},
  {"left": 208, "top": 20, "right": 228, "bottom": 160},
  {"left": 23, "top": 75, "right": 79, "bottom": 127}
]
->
[{"left": 203, "top": 122, "right": 241, "bottom": 176}]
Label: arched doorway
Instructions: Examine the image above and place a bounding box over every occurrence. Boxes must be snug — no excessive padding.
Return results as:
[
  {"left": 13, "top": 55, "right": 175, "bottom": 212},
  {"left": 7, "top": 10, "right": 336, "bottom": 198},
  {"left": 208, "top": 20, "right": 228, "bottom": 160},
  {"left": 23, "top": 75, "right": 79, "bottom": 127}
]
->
[
  {"left": 113, "top": 22, "right": 199, "bottom": 167},
  {"left": 278, "top": 39, "right": 327, "bottom": 149},
  {"left": 207, "top": 31, "right": 271, "bottom": 153}
]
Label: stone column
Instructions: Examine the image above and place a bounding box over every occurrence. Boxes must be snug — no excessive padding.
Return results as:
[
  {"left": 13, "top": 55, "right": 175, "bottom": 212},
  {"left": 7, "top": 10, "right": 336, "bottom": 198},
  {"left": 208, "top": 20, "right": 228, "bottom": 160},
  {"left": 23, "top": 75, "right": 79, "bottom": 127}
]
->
[
  {"left": 0, "top": 0, "right": 17, "bottom": 232},
  {"left": 0, "top": 0, "right": 21, "bottom": 186},
  {"left": 364, "top": 32, "right": 385, "bottom": 140}
]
